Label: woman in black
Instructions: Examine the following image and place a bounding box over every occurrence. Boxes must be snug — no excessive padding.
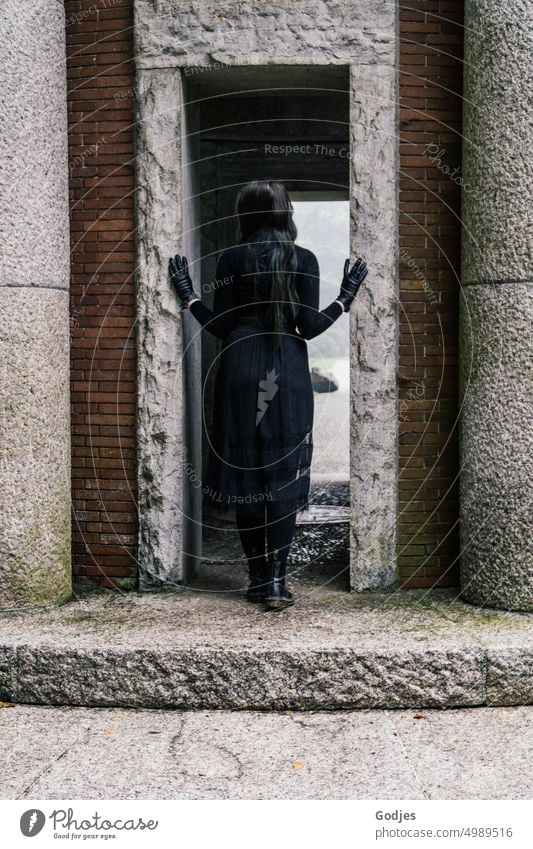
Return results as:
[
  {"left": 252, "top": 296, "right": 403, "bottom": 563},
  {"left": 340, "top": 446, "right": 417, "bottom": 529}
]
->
[{"left": 169, "top": 180, "right": 367, "bottom": 611}]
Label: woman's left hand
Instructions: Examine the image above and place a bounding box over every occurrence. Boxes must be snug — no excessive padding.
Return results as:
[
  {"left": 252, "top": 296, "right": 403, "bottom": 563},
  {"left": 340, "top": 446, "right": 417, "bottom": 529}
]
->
[
  {"left": 168, "top": 255, "right": 199, "bottom": 308},
  {"left": 336, "top": 257, "right": 368, "bottom": 312}
]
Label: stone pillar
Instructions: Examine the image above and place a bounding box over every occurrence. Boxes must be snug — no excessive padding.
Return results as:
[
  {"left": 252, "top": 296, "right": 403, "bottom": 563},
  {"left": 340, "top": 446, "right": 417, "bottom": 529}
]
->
[
  {"left": 459, "top": 0, "right": 533, "bottom": 611},
  {"left": 135, "top": 69, "right": 185, "bottom": 588},
  {"left": 349, "top": 64, "right": 399, "bottom": 591},
  {"left": 0, "top": 1, "right": 71, "bottom": 608}
]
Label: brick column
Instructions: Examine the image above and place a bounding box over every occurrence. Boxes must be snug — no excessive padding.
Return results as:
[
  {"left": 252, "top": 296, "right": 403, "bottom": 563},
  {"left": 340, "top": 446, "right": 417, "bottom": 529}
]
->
[
  {"left": 459, "top": 0, "right": 532, "bottom": 611},
  {"left": 0, "top": 0, "right": 71, "bottom": 608}
]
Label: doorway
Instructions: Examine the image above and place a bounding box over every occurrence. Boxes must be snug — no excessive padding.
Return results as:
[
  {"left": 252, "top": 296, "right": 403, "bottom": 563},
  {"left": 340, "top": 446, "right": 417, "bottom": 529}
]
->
[
  {"left": 291, "top": 194, "right": 350, "bottom": 483},
  {"left": 181, "top": 66, "right": 351, "bottom": 587},
  {"left": 135, "top": 8, "right": 399, "bottom": 593}
]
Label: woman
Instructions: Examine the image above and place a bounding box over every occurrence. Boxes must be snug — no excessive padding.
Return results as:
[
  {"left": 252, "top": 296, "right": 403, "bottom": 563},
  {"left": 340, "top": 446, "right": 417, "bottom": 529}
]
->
[{"left": 169, "top": 180, "right": 367, "bottom": 612}]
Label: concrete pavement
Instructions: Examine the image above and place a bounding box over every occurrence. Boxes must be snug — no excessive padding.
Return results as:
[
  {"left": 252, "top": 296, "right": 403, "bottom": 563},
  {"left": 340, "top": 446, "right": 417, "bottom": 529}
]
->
[{"left": 0, "top": 704, "right": 531, "bottom": 800}]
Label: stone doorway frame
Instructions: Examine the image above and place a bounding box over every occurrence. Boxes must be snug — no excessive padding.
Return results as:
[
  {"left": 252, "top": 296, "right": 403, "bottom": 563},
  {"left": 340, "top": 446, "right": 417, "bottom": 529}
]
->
[{"left": 134, "top": 1, "right": 399, "bottom": 591}]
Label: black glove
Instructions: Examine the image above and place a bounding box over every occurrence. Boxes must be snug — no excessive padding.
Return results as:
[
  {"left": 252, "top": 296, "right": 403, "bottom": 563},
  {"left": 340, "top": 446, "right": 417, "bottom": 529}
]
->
[
  {"left": 336, "top": 257, "right": 368, "bottom": 312},
  {"left": 168, "top": 254, "right": 199, "bottom": 308}
]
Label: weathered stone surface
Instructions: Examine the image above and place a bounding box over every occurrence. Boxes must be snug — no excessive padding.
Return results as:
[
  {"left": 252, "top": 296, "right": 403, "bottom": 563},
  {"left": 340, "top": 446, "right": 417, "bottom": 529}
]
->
[
  {"left": 0, "top": 288, "right": 71, "bottom": 609},
  {"left": 134, "top": 0, "right": 396, "bottom": 69},
  {"left": 389, "top": 705, "right": 533, "bottom": 800},
  {"left": 486, "top": 648, "right": 533, "bottom": 706},
  {"left": 0, "top": 588, "right": 530, "bottom": 709},
  {"left": 0, "top": 1, "right": 71, "bottom": 609},
  {"left": 13, "top": 645, "right": 483, "bottom": 710},
  {"left": 459, "top": 285, "right": 533, "bottom": 612},
  {"left": 349, "top": 63, "right": 398, "bottom": 591},
  {"left": 135, "top": 69, "right": 186, "bottom": 588},
  {"left": 2, "top": 704, "right": 532, "bottom": 800},
  {"left": 460, "top": 0, "right": 533, "bottom": 612},
  {"left": 0, "top": 0, "right": 69, "bottom": 287},
  {"left": 0, "top": 647, "right": 14, "bottom": 701},
  {"left": 1, "top": 705, "right": 415, "bottom": 800},
  {"left": 462, "top": 0, "right": 532, "bottom": 283},
  {"left": 0, "top": 704, "right": 106, "bottom": 800}
]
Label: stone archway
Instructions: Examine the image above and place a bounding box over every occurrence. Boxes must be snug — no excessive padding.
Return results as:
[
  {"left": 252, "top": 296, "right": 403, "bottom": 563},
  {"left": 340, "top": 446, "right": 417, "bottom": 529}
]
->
[{"left": 134, "top": 0, "right": 399, "bottom": 591}]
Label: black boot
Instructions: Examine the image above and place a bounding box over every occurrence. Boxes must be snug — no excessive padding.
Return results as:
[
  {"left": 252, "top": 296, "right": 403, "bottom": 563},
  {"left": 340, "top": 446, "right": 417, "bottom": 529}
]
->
[
  {"left": 264, "top": 551, "right": 295, "bottom": 612},
  {"left": 245, "top": 548, "right": 268, "bottom": 603}
]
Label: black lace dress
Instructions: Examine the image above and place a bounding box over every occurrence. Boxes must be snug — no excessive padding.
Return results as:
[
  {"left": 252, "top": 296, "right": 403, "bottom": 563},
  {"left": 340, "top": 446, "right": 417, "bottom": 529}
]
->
[{"left": 189, "top": 242, "right": 343, "bottom": 517}]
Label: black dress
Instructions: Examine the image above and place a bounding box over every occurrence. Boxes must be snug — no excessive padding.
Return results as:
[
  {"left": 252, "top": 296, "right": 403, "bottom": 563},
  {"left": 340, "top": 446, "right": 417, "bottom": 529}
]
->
[{"left": 189, "top": 242, "right": 343, "bottom": 517}]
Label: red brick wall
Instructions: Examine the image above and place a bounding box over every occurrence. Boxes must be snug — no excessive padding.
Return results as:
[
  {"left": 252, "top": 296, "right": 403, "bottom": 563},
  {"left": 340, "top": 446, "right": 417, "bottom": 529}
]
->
[
  {"left": 66, "top": 0, "right": 463, "bottom": 589},
  {"left": 66, "top": 0, "right": 137, "bottom": 588},
  {"left": 398, "top": 1, "right": 463, "bottom": 587}
]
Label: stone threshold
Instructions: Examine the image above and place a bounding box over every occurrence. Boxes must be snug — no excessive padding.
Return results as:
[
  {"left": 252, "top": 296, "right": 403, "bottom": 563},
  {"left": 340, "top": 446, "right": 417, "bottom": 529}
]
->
[{"left": 0, "top": 588, "right": 531, "bottom": 711}]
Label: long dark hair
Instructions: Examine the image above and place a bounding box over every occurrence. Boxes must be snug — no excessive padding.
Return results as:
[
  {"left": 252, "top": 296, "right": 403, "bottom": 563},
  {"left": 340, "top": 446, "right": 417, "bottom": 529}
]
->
[{"left": 236, "top": 180, "right": 299, "bottom": 346}]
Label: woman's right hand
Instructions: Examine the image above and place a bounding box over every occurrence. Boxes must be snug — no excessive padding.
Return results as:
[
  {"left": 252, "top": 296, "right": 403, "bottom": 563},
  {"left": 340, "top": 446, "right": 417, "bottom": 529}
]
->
[
  {"left": 168, "top": 254, "right": 199, "bottom": 308},
  {"left": 336, "top": 257, "right": 368, "bottom": 312}
]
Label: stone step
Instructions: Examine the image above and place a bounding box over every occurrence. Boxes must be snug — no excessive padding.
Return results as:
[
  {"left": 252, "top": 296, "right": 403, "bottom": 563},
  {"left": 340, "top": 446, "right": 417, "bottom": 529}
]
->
[{"left": 0, "top": 589, "right": 531, "bottom": 711}]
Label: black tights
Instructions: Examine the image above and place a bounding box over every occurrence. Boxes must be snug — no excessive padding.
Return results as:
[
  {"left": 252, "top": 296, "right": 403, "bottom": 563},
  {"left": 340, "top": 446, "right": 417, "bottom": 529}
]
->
[{"left": 235, "top": 501, "right": 297, "bottom": 568}]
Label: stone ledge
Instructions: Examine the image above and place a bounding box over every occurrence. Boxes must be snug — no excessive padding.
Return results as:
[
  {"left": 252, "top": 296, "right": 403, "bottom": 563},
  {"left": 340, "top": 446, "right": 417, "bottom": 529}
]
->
[{"left": 0, "top": 588, "right": 531, "bottom": 710}]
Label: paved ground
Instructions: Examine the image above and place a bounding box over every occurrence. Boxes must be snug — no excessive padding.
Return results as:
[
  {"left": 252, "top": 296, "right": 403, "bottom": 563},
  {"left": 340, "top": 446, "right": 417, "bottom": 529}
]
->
[{"left": 0, "top": 704, "right": 531, "bottom": 799}]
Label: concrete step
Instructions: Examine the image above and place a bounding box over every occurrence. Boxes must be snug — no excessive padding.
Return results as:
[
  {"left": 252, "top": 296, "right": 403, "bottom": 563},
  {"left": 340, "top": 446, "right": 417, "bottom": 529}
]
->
[{"left": 0, "top": 588, "right": 531, "bottom": 711}]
